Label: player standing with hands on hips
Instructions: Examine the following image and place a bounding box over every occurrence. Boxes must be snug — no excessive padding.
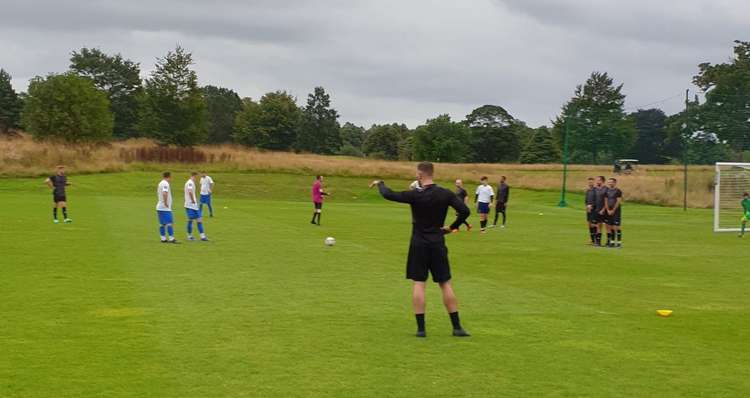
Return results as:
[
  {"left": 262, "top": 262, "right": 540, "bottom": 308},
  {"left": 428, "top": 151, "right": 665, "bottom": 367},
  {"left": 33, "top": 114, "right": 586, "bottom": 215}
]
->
[{"left": 370, "top": 162, "right": 471, "bottom": 338}]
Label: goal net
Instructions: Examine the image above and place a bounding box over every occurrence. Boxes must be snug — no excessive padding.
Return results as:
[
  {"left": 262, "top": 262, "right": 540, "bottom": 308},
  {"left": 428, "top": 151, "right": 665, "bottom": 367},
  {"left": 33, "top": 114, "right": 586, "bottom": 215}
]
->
[{"left": 714, "top": 162, "right": 750, "bottom": 232}]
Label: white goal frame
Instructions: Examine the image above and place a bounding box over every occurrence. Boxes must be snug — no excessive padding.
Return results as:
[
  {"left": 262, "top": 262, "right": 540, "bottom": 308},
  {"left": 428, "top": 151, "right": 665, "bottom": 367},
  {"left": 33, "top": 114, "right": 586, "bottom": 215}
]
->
[{"left": 714, "top": 162, "right": 750, "bottom": 232}]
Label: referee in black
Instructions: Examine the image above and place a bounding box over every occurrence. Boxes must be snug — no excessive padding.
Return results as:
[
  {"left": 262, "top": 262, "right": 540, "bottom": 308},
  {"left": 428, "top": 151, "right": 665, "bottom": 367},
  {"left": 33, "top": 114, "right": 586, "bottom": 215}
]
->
[{"left": 370, "top": 162, "right": 471, "bottom": 337}]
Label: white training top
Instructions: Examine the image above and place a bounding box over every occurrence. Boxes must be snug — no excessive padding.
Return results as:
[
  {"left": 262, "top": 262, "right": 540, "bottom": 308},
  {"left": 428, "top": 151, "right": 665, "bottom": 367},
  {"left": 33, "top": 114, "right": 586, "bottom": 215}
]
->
[
  {"left": 199, "top": 176, "right": 214, "bottom": 195},
  {"left": 476, "top": 184, "right": 495, "bottom": 203},
  {"left": 156, "top": 180, "right": 172, "bottom": 211},
  {"left": 184, "top": 179, "right": 199, "bottom": 210}
]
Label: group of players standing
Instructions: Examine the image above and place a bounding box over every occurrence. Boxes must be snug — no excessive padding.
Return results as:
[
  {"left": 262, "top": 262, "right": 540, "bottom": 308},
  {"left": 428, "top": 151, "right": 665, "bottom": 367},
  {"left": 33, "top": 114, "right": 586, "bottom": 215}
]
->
[
  {"left": 154, "top": 171, "right": 215, "bottom": 243},
  {"left": 585, "top": 176, "right": 624, "bottom": 248}
]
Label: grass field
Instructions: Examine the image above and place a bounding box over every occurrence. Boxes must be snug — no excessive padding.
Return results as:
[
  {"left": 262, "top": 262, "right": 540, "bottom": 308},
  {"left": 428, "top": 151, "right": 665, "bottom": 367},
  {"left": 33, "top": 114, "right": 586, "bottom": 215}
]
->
[{"left": 1, "top": 172, "right": 749, "bottom": 397}]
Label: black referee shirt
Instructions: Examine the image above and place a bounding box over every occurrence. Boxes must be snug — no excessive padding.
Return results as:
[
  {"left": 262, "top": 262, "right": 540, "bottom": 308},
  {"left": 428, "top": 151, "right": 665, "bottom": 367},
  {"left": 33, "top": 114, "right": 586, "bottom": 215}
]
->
[
  {"left": 378, "top": 182, "right": 470, "bottom": 245},
  {"left": 585, "top": 187, "right": 596, "bottom": 207}
]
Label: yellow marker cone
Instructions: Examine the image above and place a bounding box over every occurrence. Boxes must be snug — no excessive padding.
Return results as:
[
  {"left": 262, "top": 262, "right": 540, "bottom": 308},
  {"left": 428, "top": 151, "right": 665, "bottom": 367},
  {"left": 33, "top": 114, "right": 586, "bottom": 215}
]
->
[{"left": 656, "top": 310, "right": 673, "bottom": 317}]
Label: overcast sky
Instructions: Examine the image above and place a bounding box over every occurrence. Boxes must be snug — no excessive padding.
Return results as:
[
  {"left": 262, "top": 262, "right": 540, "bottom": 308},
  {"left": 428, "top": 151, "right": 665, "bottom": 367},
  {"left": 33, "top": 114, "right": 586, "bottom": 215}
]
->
[{"left": 1, "top": 0, "right": 746, "bottom": 128}]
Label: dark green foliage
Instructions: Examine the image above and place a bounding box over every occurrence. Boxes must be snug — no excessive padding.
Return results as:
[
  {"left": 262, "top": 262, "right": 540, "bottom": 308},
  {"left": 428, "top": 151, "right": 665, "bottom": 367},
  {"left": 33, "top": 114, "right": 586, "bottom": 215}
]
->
[
  {"left": 413, "top": 114, "right": 471, "bottom": 163},
  {"left": 0, "top": 69, "right": 22, "bottom": 133},
  {"left": 22, "top": 73, "right": 113, "bottom": 142},
  {"left": 70, "top": 48, "right": 143, "bottom": 139},
  {"left": 233, "top": 91, "right": 301, "bottom": 150},
  {"left": 464, "top": 105, "right": 521, "bottom": 162},
  {"left": 362, "top": 123, "right": 409, "bottom": 160},
  {"left": 664, "top": 99, "right": 730, "bottom": 164},
  {"left": 202, "top": 85, "right": 243, "bottom": 144},
  {"left": 693, "top": 40, "right": 750, "bottom": 154},
  {"left": 296, "top": 87, "right": 341, "bottom": 154},
  {"left": 628, "top": 108, "right": 668, "bottom": 164},
  {"left": 520, "top": 126, "right": 559, "bottom": 163},
  {"left": 554, "top": 72, "right": 637, "bottom": 164},
  {"left": 138, "top": 46, "right": 207, "bottom": 146},
  {"left": 339, "top": 122, "right": 366, "bottom": 155}
]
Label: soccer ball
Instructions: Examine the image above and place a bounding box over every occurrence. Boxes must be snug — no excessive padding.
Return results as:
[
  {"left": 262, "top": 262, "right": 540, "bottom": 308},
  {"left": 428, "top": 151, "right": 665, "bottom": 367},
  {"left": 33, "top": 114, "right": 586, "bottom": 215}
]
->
[{"left": 324, "top": 237, "right": 336, "bottom": 246}]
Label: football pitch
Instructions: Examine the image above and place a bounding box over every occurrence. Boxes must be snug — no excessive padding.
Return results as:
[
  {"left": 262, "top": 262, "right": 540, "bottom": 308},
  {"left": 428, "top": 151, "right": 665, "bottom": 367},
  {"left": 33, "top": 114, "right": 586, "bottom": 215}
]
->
[{"left": 1, "top": 172, "right": 748, "bottom": 397}]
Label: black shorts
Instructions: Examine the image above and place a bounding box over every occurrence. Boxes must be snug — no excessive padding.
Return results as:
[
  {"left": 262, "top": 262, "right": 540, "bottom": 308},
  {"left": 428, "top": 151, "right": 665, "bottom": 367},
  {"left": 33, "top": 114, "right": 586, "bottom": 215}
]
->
[
  {"left": 406, "top": 242, "right": 451, "bottom": 283},
  {"left": 496, "top": 202, "right": 506, "bottom": 212},
  {"left": 313, "top": 202, "right": 322, "bottom": 210},
  {"left": 586, "top": 210, "right": 598, "bottom": 223},
  {"left": 606, "top": 210, "right": 621, "bottom": 226},
  {"left": 53, "top": 194, "right": 66, "bottom": 203},
  {"left": 593, "top": 209, "right": 606, "bottom": 224}
]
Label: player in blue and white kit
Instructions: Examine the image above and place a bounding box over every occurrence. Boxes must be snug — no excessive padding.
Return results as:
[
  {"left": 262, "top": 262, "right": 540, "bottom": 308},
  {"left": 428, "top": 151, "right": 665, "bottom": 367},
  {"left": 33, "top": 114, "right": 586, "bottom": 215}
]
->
[
  {"left": 199, "top": 172, "right": 214, "bottom": 217},
  {"left": 156, "top": 172, "right": 177, "bottom": 243},
  {"left": 475, "top": 176, "right": 494, "bottom": 233},
  {"left": 185, "top": 172, "right": 208, "bottom": 241}
]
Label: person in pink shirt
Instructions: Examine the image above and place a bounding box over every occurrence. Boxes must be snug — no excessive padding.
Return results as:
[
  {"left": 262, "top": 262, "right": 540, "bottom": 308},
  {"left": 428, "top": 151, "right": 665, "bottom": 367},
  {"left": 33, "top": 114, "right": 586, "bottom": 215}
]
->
[{"left": 310, "top": 175, "right": 329, "bottom": 226}]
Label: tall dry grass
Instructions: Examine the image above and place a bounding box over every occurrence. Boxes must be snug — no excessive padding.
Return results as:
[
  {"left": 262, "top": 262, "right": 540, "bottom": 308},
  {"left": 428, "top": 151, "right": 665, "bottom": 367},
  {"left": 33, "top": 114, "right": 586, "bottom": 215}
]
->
[{"left": 0, "top": 133, "right": 716, "bottom": 207}]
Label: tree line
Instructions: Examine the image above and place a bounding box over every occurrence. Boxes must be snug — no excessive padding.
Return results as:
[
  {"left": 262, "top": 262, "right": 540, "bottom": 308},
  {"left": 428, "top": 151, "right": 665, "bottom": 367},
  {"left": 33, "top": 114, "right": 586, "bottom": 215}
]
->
[{"left": 1, "top": 41, "right": 748, "bottom": 164}]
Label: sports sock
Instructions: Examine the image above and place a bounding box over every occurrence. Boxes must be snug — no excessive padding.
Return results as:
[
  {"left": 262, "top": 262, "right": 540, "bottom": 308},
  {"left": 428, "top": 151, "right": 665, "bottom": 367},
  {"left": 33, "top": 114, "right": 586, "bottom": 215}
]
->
[
  {"left": 617, "top": 230, "right": 622, "bottom": 244},
  {"left": 415, "top": 313, "right": 425, "bottom": 332},
  {"left": 596, "top": 233, "right": 602, "bottom": 245},
  {"left": 62, "top": 207, "right": 68, "bottom": 219},
  {"left": 167, "top": 225, "right": 174, "bottom": 239},
  {"left": 53, "top": 208, "right": 58, "bottom": 220},
  {"left": 449, "top": 311, "right": 462, "bottom": 330},
  {"left": 159, "top": 225, "right": 166, "bottom": 239},
  {"left": 742, "top": 222, "right": 746, "bottom": 235},
  {"left": 589, "top": 227, "right": 596, "bottom": 243},
  {"left": 480, "top": 220, "right": 487, "bottom": 229},
  {"left": 197, "top": 222, "right": 204, "bottom": 234},
  {"left": 502, "top": 211, "right": 507, "bottom": 226},
  {"left": 317, "top": 213, "right": 322, "bottom": 226},
  {"left": 187, "top": 220, "right": 193, "bottom": 234},
  {"left": 493, "top": 212, "right": 499, "bottom": 226}
]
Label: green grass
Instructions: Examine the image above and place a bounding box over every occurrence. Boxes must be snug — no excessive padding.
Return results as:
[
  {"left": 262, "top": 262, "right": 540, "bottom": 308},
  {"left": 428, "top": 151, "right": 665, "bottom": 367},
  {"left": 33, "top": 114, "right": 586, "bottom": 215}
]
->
[{"left": 1, "top": 172, "right": 748, "bottom": 397}]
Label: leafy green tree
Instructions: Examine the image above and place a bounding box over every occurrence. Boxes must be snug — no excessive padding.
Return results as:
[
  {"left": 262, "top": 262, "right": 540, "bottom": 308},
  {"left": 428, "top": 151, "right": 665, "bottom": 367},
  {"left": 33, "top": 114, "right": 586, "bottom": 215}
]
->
[
  {"left": 398, "top": 133, "right": 415, "bottom": 161},
  {"left": 664, "top": 98, "right": 729, "bottom": 164},
  {"left": 202, "top": 85, "right": 242, "bottom": 144},
  {"left": 362, "top": 123, "right": 408, "bottom": 160},
  {"left": 554, "top": 72, "right": 637, "bottom": 164},
  {"left": 693, "top": 40, "right": 750, "bottom": 155},
  {"left": 413, "top": 114, "right": 471, "bottom": 163},
  {"left": 22, "top": 73, "right": 113, "bottom": 142},
  {"left": 296, "top": 86, "right": 341, "bottom": 154},
  {"left": 0, "top": 69, "right": 22, "bottom": 133},
  {"left": 70, "top": 48, "right": 143, "bottom": 138},
  {"left": 464, "top": 105, "right": 521, "bottom": 162},
  {"left": 339, "top": 122, "right": 366, "bottom": 156},
  {"left": 139, "top": 46, "right": 207, "bottom": 146},
  {"left": 628, "top": 108, "right": 668, "bottom": 164},
  {"left": 520, "top": 126, "right": 559, "bottom": 163},
  {"left": 233, "top": 91, "right": 301, "bottom": 150}
]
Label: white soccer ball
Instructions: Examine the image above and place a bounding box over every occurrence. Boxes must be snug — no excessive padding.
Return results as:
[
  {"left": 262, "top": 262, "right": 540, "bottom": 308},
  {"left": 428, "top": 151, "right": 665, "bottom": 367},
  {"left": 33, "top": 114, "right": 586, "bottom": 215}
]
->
[{"left": 324, "top": 237, "right": 336, "bottom": 246}]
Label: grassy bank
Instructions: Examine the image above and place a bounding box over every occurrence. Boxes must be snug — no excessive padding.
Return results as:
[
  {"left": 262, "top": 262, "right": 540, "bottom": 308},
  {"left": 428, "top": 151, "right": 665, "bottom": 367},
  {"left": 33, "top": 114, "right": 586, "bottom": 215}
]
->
[{"left": 1, "top": 133, "right": 715, "bottom": 207}]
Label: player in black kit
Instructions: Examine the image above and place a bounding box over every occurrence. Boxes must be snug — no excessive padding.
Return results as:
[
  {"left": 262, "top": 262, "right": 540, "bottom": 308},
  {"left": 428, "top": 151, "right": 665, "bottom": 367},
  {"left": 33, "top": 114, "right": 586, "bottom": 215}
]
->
[
  {"left": 593, "top": 176, "right": 608, "bottom": 246},
  {"left": 45, "top": 165, "right": 72, "bottom": 223},
  {"left": 492, "top": 176, "right": 510, "bottom": 228},
  {"left": 584, "top": 177, "right": 597, "bottom": 244},
  {"left": 370, "top": 162, "right": 471, "bottom": 338},
  {"left": 454, "top": 179, "right": 472, "bottom": 231},
  {"left": 604, "top": 178, "right": 623, "bottom": 247}
]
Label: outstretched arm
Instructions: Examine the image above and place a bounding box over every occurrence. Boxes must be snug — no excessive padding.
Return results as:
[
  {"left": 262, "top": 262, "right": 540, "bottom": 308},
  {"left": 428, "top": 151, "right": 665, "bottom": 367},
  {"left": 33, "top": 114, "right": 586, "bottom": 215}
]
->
[
  {"left": 45, "top": 177, "right": 53, "bottom": 189},
  {"left": 370, "top": 180, "right": 415, "bottom": 204}
]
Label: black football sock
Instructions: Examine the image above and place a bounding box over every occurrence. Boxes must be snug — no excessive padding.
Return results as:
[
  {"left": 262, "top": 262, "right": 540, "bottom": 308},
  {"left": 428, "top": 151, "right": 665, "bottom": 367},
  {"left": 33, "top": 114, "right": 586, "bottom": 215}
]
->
[
  {"left": 596, "top": 233, "right": 602, "bottom": 245},
  {"left": 480, "top": 220, "right": 487, "bottom": 229},
  {"left": 317, "top": 213, "right": 322, "bottom": 226},
  {"left": 62, "top": 207, "right": 68, "bottom": 219},
  {"left": 311, "top": 212, "right": 317, "bottom": 223},
  {"left": 493, "top": 212, "right": 499, "bottom": 226},
  {"left": 415, "top": 313, "right": 425, "bottom": 332},
  {"left": 53, "top": 208, "right": 58, "bottom": 220},
  {"left": 617, "top": 230, "right": 622, "bottom": 244},
  {"left": 589, "top": 227, "right": 596, "bottom": 243},
  {"left": 502, "top": 211, "right": 507, "bottom": 226},
  {"left": 449, "top": 311, "right": 462, "bottom": 330}
]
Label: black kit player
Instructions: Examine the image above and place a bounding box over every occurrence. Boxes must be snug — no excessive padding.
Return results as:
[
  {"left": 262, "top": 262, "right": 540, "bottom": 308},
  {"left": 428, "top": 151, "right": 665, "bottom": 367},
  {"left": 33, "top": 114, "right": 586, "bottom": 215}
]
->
[
  {"left": 45, "top": 166, "right": 72, "bottom": 223},
  {"left": 584, "top": 177, "right": 597, "bottom": 244},
  {"left": 370, "top": 162, "right": 471, "bottom": 338},
  {"left": 604, "top": 178, "right": 623, "bottom": 247},
  {"left": 454, "top": 179, "right": 472, "bottom": 231},
  {"left": 593, "top": 176, "right": 608, "bottom": 246},
  {"left": 492, "top": 176, "right": 510, "bottom": 228}
]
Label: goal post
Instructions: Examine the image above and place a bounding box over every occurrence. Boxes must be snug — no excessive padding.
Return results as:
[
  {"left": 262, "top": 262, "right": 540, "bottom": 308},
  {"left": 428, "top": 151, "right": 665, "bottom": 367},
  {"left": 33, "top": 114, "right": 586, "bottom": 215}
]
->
[{"left": 714, "top": 162, "right": 750, "bottom": 232}]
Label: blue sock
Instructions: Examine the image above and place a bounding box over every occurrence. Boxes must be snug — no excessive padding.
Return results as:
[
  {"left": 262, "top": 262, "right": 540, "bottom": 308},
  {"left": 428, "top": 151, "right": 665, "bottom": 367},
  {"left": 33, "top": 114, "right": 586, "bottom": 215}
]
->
[
  {"left": 207, "top": 201, "right": 213, "bottom": 216},
  {"left": 159, "top": 225, "right": 166, "bottom": 237},
  {"left": 197, "top": 222, "right": 204, "bottom": 234},
  {"left": 167, "top": 225, "right": 174, "bottom": 237},
  {"left": 187, "top": 220, "right": 193, "bottom": 234}
]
